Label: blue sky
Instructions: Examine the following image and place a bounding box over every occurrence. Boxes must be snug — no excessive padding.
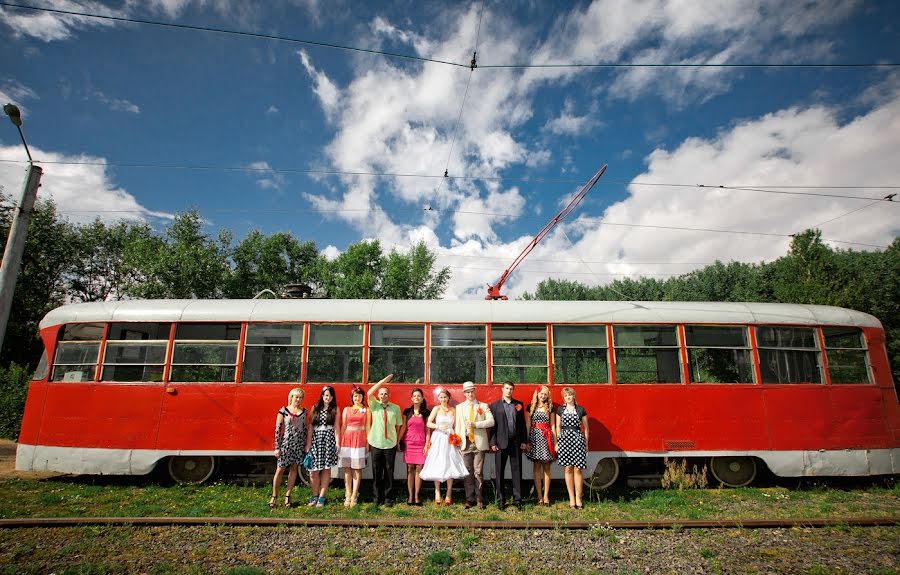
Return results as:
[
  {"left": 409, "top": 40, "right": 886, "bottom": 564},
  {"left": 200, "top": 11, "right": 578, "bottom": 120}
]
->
[{"left": 1, "top": 0, "right": 899, "bottom": 299}]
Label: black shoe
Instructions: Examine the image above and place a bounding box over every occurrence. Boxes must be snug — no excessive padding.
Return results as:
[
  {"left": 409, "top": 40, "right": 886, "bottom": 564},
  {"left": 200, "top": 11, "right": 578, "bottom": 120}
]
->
[
  {"left": 477, "top": 501, "right": 486, "bottom": 510},
  {"left": 413, "top": 501, "right": 423, "bottom": 507},
  {"left": 497, "top": 501, "right": 506, "bottom": 510},
  {"left": 384, "top": 501, "right": 394, "bottom": 508},
  {"left": 514, "top": 502, "right": 524, "bottom": 511},
  {"left": 464, "top": 504, "right": 472, "bottom": 510}
]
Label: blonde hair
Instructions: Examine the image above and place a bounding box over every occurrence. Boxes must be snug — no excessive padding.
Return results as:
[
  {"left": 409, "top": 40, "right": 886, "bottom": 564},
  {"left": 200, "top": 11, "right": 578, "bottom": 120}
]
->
[
  {"left": 288, "top": 387, "right": 305, "bottom": 402},
  {"left": 561, "top": 387, "right": 576, "bottom": 402},
  {"left": 530, "top": 385, "right": 552, "bottom": 415}
]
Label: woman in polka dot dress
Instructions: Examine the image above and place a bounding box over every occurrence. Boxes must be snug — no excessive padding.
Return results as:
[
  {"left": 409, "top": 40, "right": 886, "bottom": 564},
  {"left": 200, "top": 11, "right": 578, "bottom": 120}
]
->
[
  {"left": 305, "top": 386, "right": 340, "bottom": 507},
  {"left": 555, "top": 387, "right": 589, "bottom": 509},
  {"left": 270, "top": 388, "right": 308, "bottom": 508},
  {"left": 526, "top": 385, "right": 556, "bottom": 506}
]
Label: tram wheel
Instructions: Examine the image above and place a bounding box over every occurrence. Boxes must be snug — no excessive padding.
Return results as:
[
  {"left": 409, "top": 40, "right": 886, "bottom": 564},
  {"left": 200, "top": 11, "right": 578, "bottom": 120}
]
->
[
  {"left": 585, "top": 457, "right": 620, "bottom": 490},
  {"left": 709, "top": 456, "right": 757, "bottom": 487},
  {"left": 167, "top": 456, "right": 218, "bottom": 484}
]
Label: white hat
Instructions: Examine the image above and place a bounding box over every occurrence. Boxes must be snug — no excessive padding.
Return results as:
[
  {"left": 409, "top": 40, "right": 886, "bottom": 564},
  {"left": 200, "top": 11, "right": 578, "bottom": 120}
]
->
[{"left": 462, "top": 381, "right": 476, "bottom": 392}]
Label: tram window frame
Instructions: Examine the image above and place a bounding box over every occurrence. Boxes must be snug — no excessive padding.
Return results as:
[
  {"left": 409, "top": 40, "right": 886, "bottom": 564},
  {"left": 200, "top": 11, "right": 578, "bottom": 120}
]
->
[
  {"left": 491, "top": 324, "right": 548, "bottom": 385},
  {"left": 552, "top": 325, "right": 609, "bottom": 384},
  {"left": 50, "top": 323, "right": 104, "bottom": 382},
  {"left": 306, "top": 323, "right": 364, "bottom": 384},
  {"left": 822, "top": 327, "right": 872, "bottom": 384},
  {"left": 101, "top": 322, "right": 171, "bottom": 383},
  {"left": 685, "top": 325, "right": 755, "bottom": 384},
  {"left": 756, "top": 326, "right": 822, "bottom": 384},
  {"left": 170, "top": 323, "right": 241, "bottom": 383},
  {"left": 241, "top": 323, "right": 305, "bottom": 383},
  {"left": 368, "top": 324, "right": 425, "bottom": 384},
  {"left": 430, "top": 325, "right": 487, "bottom": 385},
  {"left": 612, "top": 325, "right": 682, "bottom": 384}
]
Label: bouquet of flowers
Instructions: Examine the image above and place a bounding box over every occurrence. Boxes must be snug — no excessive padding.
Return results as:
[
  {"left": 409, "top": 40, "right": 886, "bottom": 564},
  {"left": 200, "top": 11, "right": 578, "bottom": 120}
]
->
[{"left": 447, "top": 432, "right": 462, "bottom": 447}]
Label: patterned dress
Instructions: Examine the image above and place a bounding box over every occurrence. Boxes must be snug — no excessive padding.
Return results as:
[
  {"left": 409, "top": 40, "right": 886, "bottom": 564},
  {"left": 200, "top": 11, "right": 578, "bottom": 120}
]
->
[
  {"left": 556, "top": 405, "right": 587, "bottom": 469},
  {"left": 274, "top": 406, "right": 307, "bottom": 468},
  {"left": 307, "top": 409, "right": 338, "bottom": 471},
  {"left": 527, "top": 408, "right": 555, "bottom": 462},
  {"left": 339, "top": 407, "right": 368, "bottom": 469}
]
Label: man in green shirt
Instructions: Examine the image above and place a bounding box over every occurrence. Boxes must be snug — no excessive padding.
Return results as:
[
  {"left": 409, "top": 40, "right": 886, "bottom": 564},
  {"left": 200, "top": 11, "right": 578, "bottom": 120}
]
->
[{"left": 367, "top": 375, "right": 401, "bottom": 506}]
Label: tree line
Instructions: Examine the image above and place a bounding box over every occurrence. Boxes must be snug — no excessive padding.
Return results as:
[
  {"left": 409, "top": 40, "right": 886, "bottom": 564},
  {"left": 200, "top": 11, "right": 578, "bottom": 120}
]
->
[
  {"left": 523, "top": 230, "right": 900, "bottom": 385},
  {"left": 0, "top": 195, "right": 450, "bottom": 368}
]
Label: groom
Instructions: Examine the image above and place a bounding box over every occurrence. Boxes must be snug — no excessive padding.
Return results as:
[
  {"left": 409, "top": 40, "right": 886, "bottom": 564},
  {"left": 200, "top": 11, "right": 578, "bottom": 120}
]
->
[
  {"left": 455, "top": 381, "right": 495, "bottom": 510},
  {"left": 489, "top": 381, "right": 529, "bottom": 510}
]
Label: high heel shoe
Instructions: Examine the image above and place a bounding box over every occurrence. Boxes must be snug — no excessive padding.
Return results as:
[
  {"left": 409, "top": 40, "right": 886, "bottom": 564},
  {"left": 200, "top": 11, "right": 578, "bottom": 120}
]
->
[
  {"left": 443, "top": 498, "right": 453, "bottom": 506},
  {"left": 283, "top": 494, "right": 292, "bottom": 508},
  {"left": 350, "top": 495, "right": 358, "bottom": 507},
  {"left": 343, "top": 496, "right": 351, "bottom": 507},
  {"left": 268, "top": 496, "right": 277, "bottom": 509}
]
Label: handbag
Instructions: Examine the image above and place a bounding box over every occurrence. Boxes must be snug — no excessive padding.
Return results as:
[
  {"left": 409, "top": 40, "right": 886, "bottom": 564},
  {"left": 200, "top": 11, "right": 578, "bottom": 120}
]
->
[{"left": 303, "top": 451, "right": 314, "bottom": 469}]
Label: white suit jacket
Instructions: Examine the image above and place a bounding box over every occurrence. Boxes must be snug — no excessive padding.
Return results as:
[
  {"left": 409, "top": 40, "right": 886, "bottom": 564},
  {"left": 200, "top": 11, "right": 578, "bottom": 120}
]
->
[{"left": 454, "top": 399, "right": 495, "bottom": 452}]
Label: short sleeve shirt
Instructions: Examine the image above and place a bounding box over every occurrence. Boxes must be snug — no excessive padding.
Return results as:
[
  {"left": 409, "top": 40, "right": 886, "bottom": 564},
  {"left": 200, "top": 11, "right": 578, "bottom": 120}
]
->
[{"left": 367, "top": 401, "right": 402, "bottom": 449}]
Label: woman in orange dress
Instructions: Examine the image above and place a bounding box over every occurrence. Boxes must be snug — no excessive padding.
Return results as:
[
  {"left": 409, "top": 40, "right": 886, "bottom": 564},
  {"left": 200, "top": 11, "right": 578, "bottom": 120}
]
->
[{"left": 339, "top": 387, "right": 368, "bottom": 507}]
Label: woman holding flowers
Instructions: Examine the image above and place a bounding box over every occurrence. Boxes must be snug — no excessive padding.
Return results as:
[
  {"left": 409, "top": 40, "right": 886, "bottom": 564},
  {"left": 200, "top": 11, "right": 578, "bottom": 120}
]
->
[{"left": 419, "top": 388, "right": 469, "bottom": 505}]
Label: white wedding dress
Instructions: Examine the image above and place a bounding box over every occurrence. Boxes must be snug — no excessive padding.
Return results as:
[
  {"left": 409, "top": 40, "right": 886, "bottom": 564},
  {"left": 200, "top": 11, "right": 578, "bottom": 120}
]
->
[{"left": 419, "top": 412, "right": 469, "bottom": 482}]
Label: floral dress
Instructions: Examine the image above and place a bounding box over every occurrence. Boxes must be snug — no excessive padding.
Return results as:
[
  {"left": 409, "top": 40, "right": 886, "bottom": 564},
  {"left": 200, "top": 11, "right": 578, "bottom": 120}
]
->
[
  {"left": 274, "top": 407, "right": 307, "bottom": 468},
  {"left": 307, "top": 409, "right": 338, "bottom": 471}
]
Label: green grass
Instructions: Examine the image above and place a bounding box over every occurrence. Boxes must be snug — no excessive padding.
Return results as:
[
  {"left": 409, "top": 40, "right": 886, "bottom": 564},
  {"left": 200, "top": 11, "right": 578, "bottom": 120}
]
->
[{"left": 0, "top": 476, "right": 896, "bottom": 523}]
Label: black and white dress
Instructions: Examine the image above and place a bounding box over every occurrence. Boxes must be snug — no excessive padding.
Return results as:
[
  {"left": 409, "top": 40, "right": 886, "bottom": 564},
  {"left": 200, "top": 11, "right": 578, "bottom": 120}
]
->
[
  {"left": 556, "top": 405, "right": 587, "bottom": 469},
  {"left": 307, "top": 409, "right": 338, "bottom": 471},
  {"left": 274, "top": 407, "right": 307, "bottom": 468},
  {"left": 527, "top": 409, "right": 555, "bottom": 462}
]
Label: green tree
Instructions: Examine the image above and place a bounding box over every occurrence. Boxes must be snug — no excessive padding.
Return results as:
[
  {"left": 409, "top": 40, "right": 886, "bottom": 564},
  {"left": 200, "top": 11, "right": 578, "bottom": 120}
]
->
[
  {"left": 381, "top": 241, "right": 450, "bottom": 299},
  {"left": 225, "top": 230, "right": 319, "bottom": 298},
  {"left": 128, "top": 210, "right": 232, "bottom": 299},
  {"left": 68, "top": 219, "right": 154, "bottom": 302},
  {"left": 319, "top": 240, "right": 385, "bottom": 299}
]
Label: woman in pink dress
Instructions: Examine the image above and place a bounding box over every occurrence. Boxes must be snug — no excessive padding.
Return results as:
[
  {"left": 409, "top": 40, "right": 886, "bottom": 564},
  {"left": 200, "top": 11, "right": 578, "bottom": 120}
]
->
[
  {"left": 339, "top": 386, "right": 368, "bottom": 507},
  {"left": 398, "top": 388, "right": 429, "bottom": 506}
]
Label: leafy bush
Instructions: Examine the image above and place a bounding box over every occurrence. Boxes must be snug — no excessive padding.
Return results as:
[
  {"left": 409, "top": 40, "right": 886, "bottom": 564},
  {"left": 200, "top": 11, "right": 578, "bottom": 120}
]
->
[{"left": 0, "top": 362, "right": 30, "bottom": 439}]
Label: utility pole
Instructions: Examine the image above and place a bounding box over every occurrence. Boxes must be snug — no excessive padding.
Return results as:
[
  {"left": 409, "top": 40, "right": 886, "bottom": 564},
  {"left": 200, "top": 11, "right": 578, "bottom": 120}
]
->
[{"left": 0, "top": 104, "right": 43, "bottom": 357}]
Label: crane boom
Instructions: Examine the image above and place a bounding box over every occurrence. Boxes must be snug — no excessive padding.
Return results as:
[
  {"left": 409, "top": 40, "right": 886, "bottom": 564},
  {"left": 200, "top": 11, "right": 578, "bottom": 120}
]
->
[{"left": 485, "top": 163, "right": 608, "bottom": 300}]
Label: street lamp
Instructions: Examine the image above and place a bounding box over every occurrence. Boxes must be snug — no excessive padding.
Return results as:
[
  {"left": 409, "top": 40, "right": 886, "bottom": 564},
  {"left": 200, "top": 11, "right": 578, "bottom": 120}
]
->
[{"left": 0, "top": 104, "right": 44, "bottom": 358}]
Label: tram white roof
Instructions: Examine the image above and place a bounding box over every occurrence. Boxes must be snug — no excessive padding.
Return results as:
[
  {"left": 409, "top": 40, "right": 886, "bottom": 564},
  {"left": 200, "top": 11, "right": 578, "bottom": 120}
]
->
[{"left": 40, "top": 299, "right": 882, "bottom": 330}]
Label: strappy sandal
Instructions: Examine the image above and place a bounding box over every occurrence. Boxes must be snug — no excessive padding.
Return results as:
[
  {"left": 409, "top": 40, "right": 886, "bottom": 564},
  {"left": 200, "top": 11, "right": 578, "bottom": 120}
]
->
[
  {"left": 307, "top": 496, "right": 317, "bottom": 507},
  {"left": 268, "top": 496, "right": 276, "bottom": 509},
  {"left": 283, "top": 494, "right": 292, "bottom": 508},
  {"left": 443, "top": 498, "right": 453, "bottom": 506},
  {"left": 315, "top": 496, "right": 326, "bottom": 507}
]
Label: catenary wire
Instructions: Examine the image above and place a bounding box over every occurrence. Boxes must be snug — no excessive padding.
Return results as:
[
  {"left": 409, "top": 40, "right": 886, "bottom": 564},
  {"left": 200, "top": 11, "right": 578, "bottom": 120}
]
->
[
  {"left": 0, "top": 158, "right": 897, "bottom": 202},
  {"left": 0, "top": 1, "right": 467, "bottom": 68}
]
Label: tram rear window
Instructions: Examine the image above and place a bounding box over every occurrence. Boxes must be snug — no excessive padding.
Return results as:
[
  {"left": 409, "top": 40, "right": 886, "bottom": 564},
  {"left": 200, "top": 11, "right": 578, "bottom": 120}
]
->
[
  {"left": 823, "top": 327, "right": 871, "bottom": 384},
  {"left": 756, "top": 326, "right": 822, "bottom": 384},
  {"left": 51, "top": 323, "right": 104, "bottom": 382}
]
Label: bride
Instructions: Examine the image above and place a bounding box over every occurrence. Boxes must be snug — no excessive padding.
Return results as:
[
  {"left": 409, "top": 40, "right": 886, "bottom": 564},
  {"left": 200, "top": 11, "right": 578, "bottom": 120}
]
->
[{"left": 419, "top": 388, "right": 469, "bottom": 505}]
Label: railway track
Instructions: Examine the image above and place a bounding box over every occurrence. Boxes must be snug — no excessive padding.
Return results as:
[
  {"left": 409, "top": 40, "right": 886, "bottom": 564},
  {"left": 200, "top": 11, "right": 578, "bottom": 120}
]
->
[{"left": 0, "top": 516, "right": 896, "bottom": 529}]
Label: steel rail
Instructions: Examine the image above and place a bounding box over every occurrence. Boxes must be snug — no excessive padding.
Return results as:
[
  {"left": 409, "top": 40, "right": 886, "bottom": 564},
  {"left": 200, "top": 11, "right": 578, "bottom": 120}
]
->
[{"left": 0, "top": 516, "right": 896, "bottom": 529}]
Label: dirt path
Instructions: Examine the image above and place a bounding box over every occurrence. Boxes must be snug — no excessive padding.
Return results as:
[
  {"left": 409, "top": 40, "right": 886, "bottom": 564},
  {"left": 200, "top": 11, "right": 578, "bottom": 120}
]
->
[{"left": 0, "top": 439, "right": 60, "bottom": 479}]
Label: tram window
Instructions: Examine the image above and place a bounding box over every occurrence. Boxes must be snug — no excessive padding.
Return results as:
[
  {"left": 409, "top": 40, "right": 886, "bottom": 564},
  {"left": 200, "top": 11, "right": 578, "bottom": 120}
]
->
[
  {"left": 613, "top": 325, "right": 681, "bottom": 384},
  {"left": 553, "top": 325, "right": 608, "bottom": 384},
  {"left": 242, "top": 323, "right": 304, "bottom": 382},
  {"left": 170, "top": 323, "right": 240, "bottom": 382},
  {"left": 32, "top": 351, "right": 49, "bottom": 381},
  {"left": 685, "top": 325, "right": 754, "bottom": 384},
  {"left": 823, "top": 327, "right": 871, "bottom": 384},
  {"left": 101, "top": 322, "right": 171, "bottom": 382},
  {"left": 369, "top": 324, "right": 424, "bottom": 383},
  {"left": 756, "top": 326, "right": 821, "bottom": 384},
  {"left": 307, "top": 324, "right": 363, "bottom": 383},
  {"left": 51, "top": 323, "right": 104, "bottom": 382},
  {"left": 431, "top": 325, "right": 486, "bottom": 384},
  {"left": 491, "top": 324, "right": 548, "bottom": 384}
]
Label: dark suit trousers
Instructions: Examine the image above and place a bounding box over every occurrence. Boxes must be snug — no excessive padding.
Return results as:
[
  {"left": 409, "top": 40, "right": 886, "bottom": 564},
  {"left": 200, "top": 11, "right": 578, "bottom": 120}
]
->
[
  {"left": 494, "top": 444, "right": 522, "bottom": 505},
  {"left": 371, "top": 446, "right": 396, "bottom": 504}
]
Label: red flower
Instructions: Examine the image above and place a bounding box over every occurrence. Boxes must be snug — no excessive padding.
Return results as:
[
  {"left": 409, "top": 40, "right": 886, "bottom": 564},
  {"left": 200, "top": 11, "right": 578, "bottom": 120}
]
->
[
  {"left": 476, "top": 407, "right": 483, "bottom": 416},
  {"left": 515, "top": 404, "right": 522, "bottom": 412},
  {"left": 448, "top": 433, "right": 462, "bottom": 447}
]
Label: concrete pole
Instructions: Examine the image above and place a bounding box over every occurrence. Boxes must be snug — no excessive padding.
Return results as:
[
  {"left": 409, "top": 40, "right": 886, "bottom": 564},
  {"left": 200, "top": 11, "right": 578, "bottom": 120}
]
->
[{"left": 0, "top": 163, "right": 43, "bottom": 356}]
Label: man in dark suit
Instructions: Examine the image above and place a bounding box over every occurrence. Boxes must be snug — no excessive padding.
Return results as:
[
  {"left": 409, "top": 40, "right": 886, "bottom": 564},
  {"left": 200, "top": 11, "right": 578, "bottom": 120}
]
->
[{"left": 489, "top": 381, "right": 530, "bottom": 510}]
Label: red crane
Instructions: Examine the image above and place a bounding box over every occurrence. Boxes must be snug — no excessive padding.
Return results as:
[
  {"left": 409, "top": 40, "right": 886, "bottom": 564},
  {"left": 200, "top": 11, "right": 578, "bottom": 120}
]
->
[{"left": 485, "top": 163, "right": 608, "bottom": 300}]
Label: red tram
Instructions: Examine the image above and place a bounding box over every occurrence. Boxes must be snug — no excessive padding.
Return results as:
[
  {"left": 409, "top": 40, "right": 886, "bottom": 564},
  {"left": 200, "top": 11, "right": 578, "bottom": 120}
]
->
[{"left": 15, "top": 299, "right": 900, "bottom": 487}]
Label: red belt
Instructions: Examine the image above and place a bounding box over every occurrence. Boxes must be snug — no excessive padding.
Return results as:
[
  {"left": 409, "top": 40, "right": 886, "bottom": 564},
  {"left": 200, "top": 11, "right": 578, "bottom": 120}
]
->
[{"left": 534, "top": 422, "right": 556, "bottom": 458}]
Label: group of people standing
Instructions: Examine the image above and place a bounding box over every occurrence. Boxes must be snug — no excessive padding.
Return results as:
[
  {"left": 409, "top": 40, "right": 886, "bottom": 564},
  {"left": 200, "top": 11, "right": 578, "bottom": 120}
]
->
[{"left": 270, "top": 377, "right": 590, "bottom": 510}]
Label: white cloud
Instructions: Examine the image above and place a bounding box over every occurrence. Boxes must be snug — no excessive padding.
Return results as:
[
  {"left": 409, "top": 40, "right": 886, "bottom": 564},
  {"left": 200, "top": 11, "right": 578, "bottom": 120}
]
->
[
  {"left": 266, "top": 104, "right": 279, "bottom": 115},
  {"left": 0, "top": 1, "right": 122, "bottom": 42},
  {"left": 298, "top": 50, "right": 341, "bottom": 122},
  {"left": 0, "top": 145, "right": 171, "bottom": 224},
  {"left": 95, "top": 91, "right": 140, "bottom": 114},
  {"left": 543, "top": 99, "right": 600, "bottom": 136},
  {"left": 246, "top": 160, "right": 285, "bottom": 191}
]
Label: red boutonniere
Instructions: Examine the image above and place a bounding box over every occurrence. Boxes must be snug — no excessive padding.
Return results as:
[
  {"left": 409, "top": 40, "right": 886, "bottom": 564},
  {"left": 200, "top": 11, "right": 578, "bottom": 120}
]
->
[
  {"left": 448, "top": 432, "right": 462, "bottom": 447},
  {"left": 515, "top": 404, "right": 522, "bottom": 412},
  {"left": 476, "top": 407, "right": 483, "bottom": 416}
]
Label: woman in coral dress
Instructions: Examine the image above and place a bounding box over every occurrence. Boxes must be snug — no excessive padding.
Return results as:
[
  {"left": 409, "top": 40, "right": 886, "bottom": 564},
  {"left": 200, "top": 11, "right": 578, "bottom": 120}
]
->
[
  {"left": 419, "top": 388, "right": 469, "bottom": 505},
  {"left": 399, "top": 388, "right": 429, "bottom": 505},
  {"left": 339, "top": 387, "right": 368, "bottom": 507}
]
